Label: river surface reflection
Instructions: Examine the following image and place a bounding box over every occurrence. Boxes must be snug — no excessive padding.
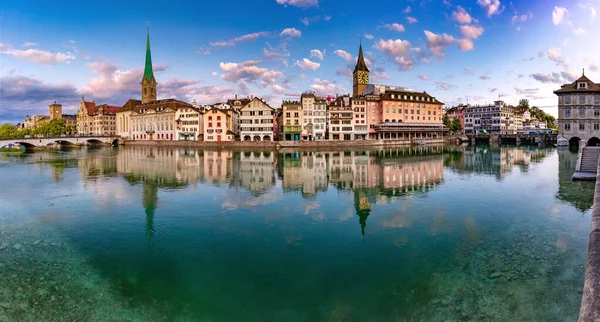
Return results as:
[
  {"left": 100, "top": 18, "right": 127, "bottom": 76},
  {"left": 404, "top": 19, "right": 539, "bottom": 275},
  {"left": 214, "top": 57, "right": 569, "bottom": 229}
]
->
[{"left": 0, "top": 144, "right": 594, "bottom": 321}]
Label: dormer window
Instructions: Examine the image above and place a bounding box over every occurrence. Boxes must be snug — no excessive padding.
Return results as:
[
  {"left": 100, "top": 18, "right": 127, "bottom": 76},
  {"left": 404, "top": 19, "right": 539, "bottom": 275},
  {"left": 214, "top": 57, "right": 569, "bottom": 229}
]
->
[{"left": 579, "top": 82, "right": 588, "bottom": 89}]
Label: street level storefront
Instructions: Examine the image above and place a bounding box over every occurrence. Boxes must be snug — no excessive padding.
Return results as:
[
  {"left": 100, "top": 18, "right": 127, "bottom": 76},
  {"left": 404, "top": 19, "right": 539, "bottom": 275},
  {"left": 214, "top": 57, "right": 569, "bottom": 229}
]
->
[{"left": 372, "top": 122, "right": 448, "bottom": 142}]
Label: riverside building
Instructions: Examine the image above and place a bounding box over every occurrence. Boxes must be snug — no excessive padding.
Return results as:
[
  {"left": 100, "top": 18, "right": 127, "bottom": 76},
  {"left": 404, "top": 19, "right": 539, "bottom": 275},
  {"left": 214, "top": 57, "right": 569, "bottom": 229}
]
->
[{"left": 555, "top": 71, "right": 600, "bottom": 146}]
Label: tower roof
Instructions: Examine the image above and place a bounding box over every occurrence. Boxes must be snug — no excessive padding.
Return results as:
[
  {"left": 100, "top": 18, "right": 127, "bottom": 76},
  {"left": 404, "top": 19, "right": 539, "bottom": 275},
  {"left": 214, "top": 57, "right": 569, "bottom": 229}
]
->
[
  {"left": 354, "top": 42, "right": 369, "bottom": 73},
  {"left": 143, "top": 25, "right": 154, "bottom": 82}
]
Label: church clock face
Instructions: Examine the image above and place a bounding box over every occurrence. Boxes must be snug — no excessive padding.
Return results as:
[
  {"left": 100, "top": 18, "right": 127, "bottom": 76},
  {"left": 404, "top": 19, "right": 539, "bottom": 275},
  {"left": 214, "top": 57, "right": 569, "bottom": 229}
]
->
[{"left": 358, "top": 71, "right": 369, "bottom": 84}]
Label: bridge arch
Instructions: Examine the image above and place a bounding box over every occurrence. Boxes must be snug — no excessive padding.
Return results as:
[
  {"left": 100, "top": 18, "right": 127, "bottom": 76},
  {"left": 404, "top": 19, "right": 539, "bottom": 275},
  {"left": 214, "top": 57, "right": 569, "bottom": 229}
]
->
[
  {"left": 86, "top": 139, "right": 104, "bottom": 145},
  {"left": 14, "top": 142, "right": 36, "bottom": 148},
  {"left": 54, "top": 140, "right": 75, "bottom": 147},
  {"left": 569, "top": 137, "right": 582, "bottom": 146},
  {"left": 588, "top": 137, "right": 600, "bottom": 146}
]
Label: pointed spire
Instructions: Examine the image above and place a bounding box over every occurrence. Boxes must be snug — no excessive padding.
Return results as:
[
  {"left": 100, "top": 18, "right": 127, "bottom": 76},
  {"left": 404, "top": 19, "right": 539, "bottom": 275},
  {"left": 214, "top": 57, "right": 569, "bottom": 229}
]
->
[
  {"left": 583, "top": 68, "right": 585, "bottom": 76},
  {"left": 143, "top": 23, "right": 154, "bottom": 82},
  {"left": 354, "top": 39, "right": 369, "bottom": 73}
]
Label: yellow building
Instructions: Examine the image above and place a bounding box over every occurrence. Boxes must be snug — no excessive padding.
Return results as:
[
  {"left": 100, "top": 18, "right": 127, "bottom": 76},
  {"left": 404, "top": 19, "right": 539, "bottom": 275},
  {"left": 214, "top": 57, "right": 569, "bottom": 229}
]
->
[{"left": 282, "top": 100, "right": 302, "bottom": 141}]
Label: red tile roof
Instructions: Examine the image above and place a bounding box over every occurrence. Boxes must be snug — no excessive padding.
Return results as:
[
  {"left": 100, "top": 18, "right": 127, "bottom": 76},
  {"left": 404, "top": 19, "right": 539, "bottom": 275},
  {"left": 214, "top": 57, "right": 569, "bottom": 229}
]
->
[{"left": 83, "top": 101, "right": 121, "bottom": 116}]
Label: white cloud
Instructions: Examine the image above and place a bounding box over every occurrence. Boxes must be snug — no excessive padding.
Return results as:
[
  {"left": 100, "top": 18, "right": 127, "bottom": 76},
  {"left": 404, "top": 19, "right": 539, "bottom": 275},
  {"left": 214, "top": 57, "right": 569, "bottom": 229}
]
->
[
  {"left": 407, "top": 17, "right": 418, "bottom": 24},
  {"left": 424, "top": 30, "right": 455, "bottom": 58},
  {"left": 22, "top": 42, "right": 36, "bottom": 47},
  {"left": 295, "top": 58, "right": 321, "bottom": 70},
  {"left": 512, "top": 13, "right": 533, "bottom": 24},
  {"left": 0, "top": 43, "right": 75, "bottom": 65},
  {"left": 590, "top": 63, "right": 600, "bottom": 72},
  {"left": 273, "top": 84, "right": 285, "bottom": 93},
  {"left": 220, "top": 60, "right": 283, "bottom": 86},
  {"left": 465, "top": 68, "right": 473, "bottom": 74},
  {"left": 403, "top": 6, "right": 411, "bottom": 14},
  {"left": 382, "top": 23, "right": 405, "bottom": 32},
  {"left": 301, "top": 17, "right": 310, "bottom": 26},
  {"left": 310, "top": 78, "right": 346, "bottom": 94},
  {"left": 452, "top": 6, "right": 472, "bottom": 24},
  {"left": 479, "top": 74, "right": 491, "bottom": 80},
  {"left": 515, "top": 88, "right": 539, "bottom": 95},
  {"left": 280, "top": 28, "right": 302, "bottom": 38},
  {"left": 477, "top": 0, "right": 503, "bottom": 17},
  {"left": 460, "top": 25, "right": 484, "bottom": 39},
  {"left": 436, "top": 81, "right": 457, "bottom": 90},
  {"left": 364, "top": 34, "right": 374, "bottom": 40},
  {"left": 334, "top": 49, "right": 353, "bottom": 62},
  {"left": 212, "top": 72, "right": 218, "bottom": 76},
  {"left": 573, "top": 28, "right": 586, "bottom": 36},
  {"left": 275, "top": 0, "right": 318, "bottom": 7},
  {"left": 374, "top": 39, "right": 415, "bottom": 70},
  {"left": 579, "top": 3, "right": 597, "bottom": 18},
  {"left": 547, "top": 47, "right": 568, "bottom": 68},
  {"left": 457, "top": 39, "right": 474, "bottom": 51},
  {"left": 310, "top": 49, "right": 324, "bottom": 60},
  {"left": 552, "top": 7, "right": 569, "bottom": 25},
  {"left": 210, "top": 31, "right": 270, "bottom": 47},
  {"left": 418, "top": 74, "right": 429, "bottom": 80},
  {"left": 530, "top": 71, "right": 577, "bottom": 84}
]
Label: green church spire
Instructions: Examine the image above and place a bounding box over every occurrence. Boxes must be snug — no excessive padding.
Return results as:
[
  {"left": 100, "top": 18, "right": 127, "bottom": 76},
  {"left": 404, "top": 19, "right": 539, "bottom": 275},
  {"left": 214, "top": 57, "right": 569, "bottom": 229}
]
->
[{"left": 143, "top": 24, "right": 154, "bottom": 82}]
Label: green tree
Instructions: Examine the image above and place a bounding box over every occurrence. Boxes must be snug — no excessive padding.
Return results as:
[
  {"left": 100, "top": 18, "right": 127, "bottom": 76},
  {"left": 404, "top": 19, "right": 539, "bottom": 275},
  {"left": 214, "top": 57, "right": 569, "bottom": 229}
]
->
[
  {"left": 451, "top": 117, "right": 462, "bottom": 132},
  {"left": 0, "top": 123, "right": 17, "bottom": 139},
  {"left": 442, "top": 114, "right": 450, "bottom": 127},
  {"left": 518, "top": 99, "right": 529, "bottom": 112}
]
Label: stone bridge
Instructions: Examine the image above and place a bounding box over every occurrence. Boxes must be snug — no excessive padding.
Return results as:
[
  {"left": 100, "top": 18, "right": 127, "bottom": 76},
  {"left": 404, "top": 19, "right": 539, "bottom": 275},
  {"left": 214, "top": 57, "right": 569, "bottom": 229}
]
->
[{"left": 0, "top": 136, "right": 123, "bottom": 148}]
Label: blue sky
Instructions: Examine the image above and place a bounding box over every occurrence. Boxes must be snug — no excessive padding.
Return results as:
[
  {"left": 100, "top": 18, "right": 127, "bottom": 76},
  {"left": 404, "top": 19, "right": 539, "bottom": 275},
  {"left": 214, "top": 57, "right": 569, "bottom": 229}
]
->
[{"left": 0, "top": 0, "right": 598, "bottom": 123}]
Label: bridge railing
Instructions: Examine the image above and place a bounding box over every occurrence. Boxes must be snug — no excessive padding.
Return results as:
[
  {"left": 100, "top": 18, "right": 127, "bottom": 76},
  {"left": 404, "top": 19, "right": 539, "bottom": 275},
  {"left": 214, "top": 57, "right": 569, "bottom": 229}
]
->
[{"left": 0, "top": 135, "right": 116, "bottom": 140}]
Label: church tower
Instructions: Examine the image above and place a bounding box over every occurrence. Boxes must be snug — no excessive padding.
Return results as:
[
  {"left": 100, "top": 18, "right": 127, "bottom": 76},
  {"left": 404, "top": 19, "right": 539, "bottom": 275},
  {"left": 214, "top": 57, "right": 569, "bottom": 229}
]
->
[
  {"left": 141, "top": 25, "right": 157, "bottom": 103},
  {"left": 352, "top": 40, "right": 370, "bottom": 97}
]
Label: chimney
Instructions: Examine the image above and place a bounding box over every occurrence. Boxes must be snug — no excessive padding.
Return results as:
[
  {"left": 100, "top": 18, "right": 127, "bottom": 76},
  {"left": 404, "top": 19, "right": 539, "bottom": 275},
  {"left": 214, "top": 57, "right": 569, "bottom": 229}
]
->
[{"left": 235, "top": 94, "right": 238, "bottom": 100}]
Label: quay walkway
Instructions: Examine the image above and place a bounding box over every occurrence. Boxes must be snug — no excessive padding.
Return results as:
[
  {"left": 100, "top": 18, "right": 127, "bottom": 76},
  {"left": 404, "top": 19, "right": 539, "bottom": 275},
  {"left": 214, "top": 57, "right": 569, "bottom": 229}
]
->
[{"left": 578, "top": 144, "right": 600, "bottom": 320}]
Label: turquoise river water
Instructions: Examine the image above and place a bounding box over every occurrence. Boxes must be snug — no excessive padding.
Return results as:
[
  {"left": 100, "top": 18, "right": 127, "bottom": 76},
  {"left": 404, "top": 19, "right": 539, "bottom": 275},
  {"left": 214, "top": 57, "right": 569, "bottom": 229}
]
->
[{"left": 0, "top": 144, "right": 595, "bottom": 321}]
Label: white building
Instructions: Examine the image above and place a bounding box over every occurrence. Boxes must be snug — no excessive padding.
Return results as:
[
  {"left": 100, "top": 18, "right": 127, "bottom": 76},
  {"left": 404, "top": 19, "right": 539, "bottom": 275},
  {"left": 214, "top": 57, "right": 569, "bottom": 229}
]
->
[
  {"left": 175, "top": 106, "right": 203, "bottom": 141},
  {"left": 352, "top": 97, "right": 368, "bottom": 140},
  {"left": 464, "top": 100, "right": 515, "bottom": 134},
  {"left": 328, "top": 95, "right": 354, "bottom": 140},
  {"left": 239, "top": 97, "right": 275, "bottom": 141},
  {"left": 300, "top": 93, "right": 327, "bottom": 140},
  {"left": 555, "top": 73, "right": 600, "bottom": 146}
]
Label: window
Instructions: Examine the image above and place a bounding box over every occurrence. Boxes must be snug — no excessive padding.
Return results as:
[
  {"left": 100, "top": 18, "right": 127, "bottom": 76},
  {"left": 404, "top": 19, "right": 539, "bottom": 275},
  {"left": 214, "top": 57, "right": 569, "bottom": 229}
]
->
[
  {"left": 580, "top": 96, "right": 586, "bottom": 104},
  {"left": 564, "top": 96, "right": 572, "bottom": 104},
  {"left": 595, "top": 124, "right": 600, "bottom": 131},
  {"left": 565, "top": 109, "right": 571, "bottom": 117},
  {"left": 580, "top": 109, "right": 586, "bottom": 117},
  {"left": 595, "top": 110, "right": 600, "bottom": 117},
  {"left": 580, "top": 123, "right": 585, "bottom": 131}
]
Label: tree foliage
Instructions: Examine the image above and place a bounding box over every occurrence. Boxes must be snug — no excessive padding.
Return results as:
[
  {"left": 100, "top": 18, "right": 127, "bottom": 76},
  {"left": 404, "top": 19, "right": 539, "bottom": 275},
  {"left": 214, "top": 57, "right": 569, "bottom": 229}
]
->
[
  {"left": 443, "top": 114, "right": 462, "bottom": 133},
  {"left": 515, "top": 98, "right": 556, "bottom": 129},
  {"left": 0, "top": 119, "right": 72, "bottom": 139}
]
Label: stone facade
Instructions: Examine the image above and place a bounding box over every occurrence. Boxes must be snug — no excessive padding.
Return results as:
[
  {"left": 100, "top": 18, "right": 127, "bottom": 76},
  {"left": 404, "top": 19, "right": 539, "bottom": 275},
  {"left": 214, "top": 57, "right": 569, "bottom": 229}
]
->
[
  {"left": 555, "top": 73, "right": 600, "bottom": 145},
  {"left": 130, "top": 99, "right": 192, "bottom": 141},
  {"left": 239, "top": 97, "right": 275, "bottom": 141},
  {"left": 301, "top": 93, "right": 326, "bottom": 140},
  {"left": 116, "top": 99, "right": 142, "bottom": 139},
  {"left": 464, "top": 100, "right": 515, "bottom": 134},
  {"left": 328, "top": 95, "right": 354, "bottom": 140},
  {"left": 203, "top": 108, "right": 235, "bottom": 142},
  {"left": 76, "top": 98, "right": 121, "bottom": 136},
  {"left": 282, "top": 100, "right": 302, "bottom": 141},
  {"left": 175, "top": 107, "right": 203, "bottom": 141}
]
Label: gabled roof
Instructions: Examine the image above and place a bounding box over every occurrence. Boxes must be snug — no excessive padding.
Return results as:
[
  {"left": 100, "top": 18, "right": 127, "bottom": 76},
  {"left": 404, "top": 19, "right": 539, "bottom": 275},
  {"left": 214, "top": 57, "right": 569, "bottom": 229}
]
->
[
  {"left": 554, "top": 73, "right": 600, "bottom": 93},
  {"left": 81, "top": 100, "right": 121, "bottom": 116},
  {"left": 240, "top": 97, "right": 274, "bottom": 110}
]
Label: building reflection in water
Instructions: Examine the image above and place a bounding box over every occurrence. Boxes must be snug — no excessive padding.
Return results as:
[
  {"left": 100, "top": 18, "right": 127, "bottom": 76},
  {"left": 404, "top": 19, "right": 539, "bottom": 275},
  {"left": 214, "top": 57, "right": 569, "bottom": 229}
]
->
[
  {"left": 445, "top": 144, "right": 551, "bottom": 180},
  {"left": 556, "top": 147, "right": 595, "bottom": 212},
  {"left": 75, "top": 144, "right": 556, "bottom": 235}
]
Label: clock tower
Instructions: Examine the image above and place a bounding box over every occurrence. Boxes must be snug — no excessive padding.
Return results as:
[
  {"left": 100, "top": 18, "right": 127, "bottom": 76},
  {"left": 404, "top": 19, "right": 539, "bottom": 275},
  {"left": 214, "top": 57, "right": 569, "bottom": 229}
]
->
[{"left": 352, "top": 41, "right": 370, "bottom": 97}]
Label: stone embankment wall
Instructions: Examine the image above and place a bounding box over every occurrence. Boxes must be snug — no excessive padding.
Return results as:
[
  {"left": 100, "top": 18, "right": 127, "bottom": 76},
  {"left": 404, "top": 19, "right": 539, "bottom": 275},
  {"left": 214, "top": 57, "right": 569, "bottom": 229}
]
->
[
  {"left": 579, "top": 160, "right": 600, "bottom": 321},
  {"left": 124, "top": 139, "right": 446, "bottom": 148}
]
